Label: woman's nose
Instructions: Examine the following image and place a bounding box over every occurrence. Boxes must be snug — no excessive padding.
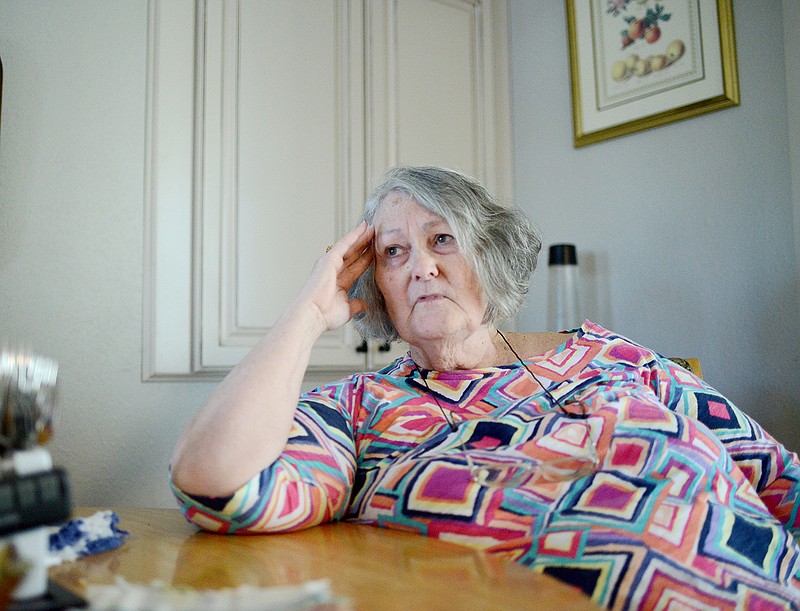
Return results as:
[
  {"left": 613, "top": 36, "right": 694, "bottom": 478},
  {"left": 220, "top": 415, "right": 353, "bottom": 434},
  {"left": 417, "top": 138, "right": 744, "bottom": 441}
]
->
[{"left": 409, "top": 249, "right": 439, "bottom": 280}]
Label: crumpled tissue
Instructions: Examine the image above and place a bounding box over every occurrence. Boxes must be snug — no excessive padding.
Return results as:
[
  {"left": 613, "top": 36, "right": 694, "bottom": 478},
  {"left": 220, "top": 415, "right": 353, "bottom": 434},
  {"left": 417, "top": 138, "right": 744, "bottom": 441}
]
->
[{"left": 83, "top": 577, "right": 347, "bottom": 610}]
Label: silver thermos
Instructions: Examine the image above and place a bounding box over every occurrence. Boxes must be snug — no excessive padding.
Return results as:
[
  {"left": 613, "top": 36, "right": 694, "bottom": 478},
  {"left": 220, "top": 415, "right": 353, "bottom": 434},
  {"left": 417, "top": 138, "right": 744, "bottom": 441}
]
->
[{"left": 547, "top": 243, "right": 580, "bottom": 331}]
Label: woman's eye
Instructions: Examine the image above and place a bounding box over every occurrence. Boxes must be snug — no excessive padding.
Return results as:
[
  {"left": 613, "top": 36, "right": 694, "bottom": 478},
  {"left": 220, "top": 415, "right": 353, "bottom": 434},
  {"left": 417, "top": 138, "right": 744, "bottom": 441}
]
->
[
  {"left": 386, "top": 246, "right": 400, "bottom": 257},
  {"left": 435, "top": 234, "right": 454, "bottom": 246}
]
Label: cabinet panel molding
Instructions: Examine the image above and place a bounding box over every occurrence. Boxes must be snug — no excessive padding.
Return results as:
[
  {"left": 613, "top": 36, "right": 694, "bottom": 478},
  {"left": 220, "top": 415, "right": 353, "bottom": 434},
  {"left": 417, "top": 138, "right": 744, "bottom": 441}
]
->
[{"left": 142, "top": 0, "right": 197, "bottom": 380}]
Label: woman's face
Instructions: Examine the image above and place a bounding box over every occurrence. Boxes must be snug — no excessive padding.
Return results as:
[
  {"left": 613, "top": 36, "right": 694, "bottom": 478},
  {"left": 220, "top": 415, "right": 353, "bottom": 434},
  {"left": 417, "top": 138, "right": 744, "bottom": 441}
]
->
[{"left": 372, "top": 194, "right": 488, "bottom": 346}]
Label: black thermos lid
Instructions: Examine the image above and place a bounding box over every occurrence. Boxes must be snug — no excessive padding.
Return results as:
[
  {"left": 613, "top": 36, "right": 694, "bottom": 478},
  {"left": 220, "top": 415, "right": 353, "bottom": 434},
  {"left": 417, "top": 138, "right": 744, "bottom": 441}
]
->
[{"left": 548, "top": 243, "right": 577, "bottom": 266}]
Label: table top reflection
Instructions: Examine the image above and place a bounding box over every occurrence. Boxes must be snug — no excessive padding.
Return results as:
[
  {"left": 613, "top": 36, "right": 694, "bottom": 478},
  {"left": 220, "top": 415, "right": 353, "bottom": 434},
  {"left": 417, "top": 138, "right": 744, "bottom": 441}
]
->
[{"left": 50, "top": 508, "right": 595, "bottom": 610}]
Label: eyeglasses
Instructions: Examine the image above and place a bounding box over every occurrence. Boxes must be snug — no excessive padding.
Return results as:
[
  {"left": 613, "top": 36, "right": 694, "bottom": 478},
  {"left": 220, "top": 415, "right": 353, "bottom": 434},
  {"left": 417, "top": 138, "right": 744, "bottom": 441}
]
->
[
  {"left": 439, "top": 403, "right": 599, "bottom": 489},
  {"left": 414, "top": 329, "right": 599, "bottom": 489}
]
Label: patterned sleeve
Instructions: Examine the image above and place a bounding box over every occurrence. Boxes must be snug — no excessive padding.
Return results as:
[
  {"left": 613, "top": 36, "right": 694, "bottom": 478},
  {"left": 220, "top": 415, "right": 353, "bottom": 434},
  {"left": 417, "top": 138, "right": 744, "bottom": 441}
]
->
[
  {"left": 646, "top": 353, "right": 800, "bottom": 538},
  {"left": 171, "top": 377, "right": 360, "bottom": 534}
]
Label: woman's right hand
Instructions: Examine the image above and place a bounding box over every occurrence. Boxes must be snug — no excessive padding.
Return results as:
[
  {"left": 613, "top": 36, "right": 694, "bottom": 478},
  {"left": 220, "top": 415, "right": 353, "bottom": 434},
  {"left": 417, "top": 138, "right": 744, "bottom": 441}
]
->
[{"left": 297, "top": 221, "right": 375, "bottom": 333}]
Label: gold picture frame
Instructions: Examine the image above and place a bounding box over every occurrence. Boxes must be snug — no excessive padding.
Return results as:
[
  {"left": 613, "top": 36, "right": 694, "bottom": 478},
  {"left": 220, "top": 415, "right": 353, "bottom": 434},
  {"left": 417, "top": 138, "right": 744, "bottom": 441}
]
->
[{"left": 566, "top": 0, "right": 739, "bottom": 147}]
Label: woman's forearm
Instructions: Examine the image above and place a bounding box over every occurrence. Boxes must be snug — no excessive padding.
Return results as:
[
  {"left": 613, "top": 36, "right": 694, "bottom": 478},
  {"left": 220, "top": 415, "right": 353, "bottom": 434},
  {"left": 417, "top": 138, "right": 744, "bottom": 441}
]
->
[
  {"left": 169, "top": 300, "right": 327, "bottom": 497},
  {"left": 169, "top": 222, "right": 374, "bottom": 499}
]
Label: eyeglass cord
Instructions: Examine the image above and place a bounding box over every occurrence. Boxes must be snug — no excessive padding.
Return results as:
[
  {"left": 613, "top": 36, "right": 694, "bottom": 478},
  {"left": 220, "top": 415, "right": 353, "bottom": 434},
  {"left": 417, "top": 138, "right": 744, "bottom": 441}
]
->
[
  {"left": 495, "top": 330, "right": 573, "bottom": 416},
  {"left": 413, "top": 329, "right": 580, "bottom": 433}
]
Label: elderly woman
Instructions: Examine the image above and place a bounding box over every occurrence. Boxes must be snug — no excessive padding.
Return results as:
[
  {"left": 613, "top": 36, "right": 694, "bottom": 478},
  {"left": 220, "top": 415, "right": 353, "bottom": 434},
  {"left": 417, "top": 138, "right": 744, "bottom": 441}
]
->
[{"left": 171, "top": 167, "right": 800, "bottom": 608}]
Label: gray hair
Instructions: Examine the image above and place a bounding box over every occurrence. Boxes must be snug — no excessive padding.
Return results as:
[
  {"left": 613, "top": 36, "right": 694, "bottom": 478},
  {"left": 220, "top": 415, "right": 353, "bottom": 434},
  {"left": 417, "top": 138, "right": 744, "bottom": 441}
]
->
[{"left": 351, "top": 166, "right": 542, "bottom": 342}]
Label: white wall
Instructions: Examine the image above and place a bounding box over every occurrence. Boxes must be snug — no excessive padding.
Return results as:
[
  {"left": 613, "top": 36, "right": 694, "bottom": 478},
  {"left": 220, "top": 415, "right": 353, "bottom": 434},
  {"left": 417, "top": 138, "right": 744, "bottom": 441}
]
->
[
  {"left": 785, "top": 0, "right": 800, "bottom": 311},
  {"left": 510, "top": 1, "right": 800, "bottom": 449},
  {"left": 0, "top": 1, "right": 798, "bottom": 509},
  {"left": 0, "top": 0, "right": 216, "bottom": 508}
]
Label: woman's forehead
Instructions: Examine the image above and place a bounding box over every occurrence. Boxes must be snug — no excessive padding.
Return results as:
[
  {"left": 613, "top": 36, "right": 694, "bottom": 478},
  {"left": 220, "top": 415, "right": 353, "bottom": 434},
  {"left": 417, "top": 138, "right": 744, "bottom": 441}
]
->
[{"left": 374, "top": 195, "right": 448, "bottom": 230}]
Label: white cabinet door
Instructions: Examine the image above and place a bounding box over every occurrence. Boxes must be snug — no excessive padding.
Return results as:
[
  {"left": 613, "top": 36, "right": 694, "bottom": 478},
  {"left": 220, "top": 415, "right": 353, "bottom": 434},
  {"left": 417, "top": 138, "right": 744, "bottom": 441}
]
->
[
  {"left": 198, "top": 0, "right": 366, "bottom": 374},
  {"left": 143, "top": 0, "right": 510, "bottom": 380},
  {"left": 143, "top": 0, "right": 366, "bottom": 380}
]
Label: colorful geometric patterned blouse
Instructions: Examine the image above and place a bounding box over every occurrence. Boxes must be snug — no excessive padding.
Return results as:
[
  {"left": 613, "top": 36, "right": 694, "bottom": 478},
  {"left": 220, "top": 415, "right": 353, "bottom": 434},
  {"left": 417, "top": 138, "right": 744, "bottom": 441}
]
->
[{"left": 172, "top": 321, "right": 800, "bottom": 609}]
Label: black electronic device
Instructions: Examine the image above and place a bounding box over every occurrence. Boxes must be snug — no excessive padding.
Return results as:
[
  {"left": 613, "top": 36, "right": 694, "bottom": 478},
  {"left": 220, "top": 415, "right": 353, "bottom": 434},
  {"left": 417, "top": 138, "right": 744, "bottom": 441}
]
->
[{"left": 0, "top": 468, "right": 71, "bottom": 537}]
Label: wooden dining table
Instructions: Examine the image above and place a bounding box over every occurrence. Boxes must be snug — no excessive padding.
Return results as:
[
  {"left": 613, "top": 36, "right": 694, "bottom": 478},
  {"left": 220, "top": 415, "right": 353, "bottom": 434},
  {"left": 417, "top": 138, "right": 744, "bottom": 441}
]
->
[{"left": 48, "top": 507, "right": 596, "bottom": 610}]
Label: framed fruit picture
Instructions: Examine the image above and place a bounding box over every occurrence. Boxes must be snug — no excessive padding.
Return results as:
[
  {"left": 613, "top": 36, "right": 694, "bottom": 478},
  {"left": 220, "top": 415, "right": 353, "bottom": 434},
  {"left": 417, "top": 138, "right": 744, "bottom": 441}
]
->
[{"left": 566, "top": 0, "right": 739, "bottom": 147}]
